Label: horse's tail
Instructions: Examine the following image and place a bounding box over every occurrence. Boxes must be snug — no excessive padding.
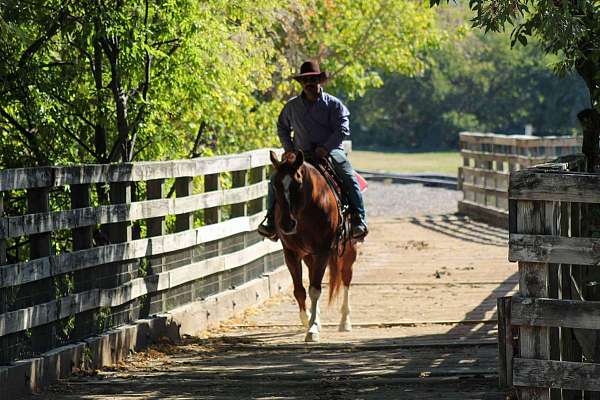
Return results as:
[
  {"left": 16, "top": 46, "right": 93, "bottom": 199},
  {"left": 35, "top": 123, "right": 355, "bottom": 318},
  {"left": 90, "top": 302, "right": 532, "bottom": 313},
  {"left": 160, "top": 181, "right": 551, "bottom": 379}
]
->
[{"left": 328, "top": 254, "right": 343, "bottom": 304}]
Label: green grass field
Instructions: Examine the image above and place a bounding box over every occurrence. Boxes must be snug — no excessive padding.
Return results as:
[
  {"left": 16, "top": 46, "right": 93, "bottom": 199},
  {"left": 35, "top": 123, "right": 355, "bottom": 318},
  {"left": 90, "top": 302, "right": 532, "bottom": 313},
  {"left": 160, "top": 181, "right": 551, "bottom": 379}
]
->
[{"left": 349, "top": 150, "right": 460, "bottom": 175}]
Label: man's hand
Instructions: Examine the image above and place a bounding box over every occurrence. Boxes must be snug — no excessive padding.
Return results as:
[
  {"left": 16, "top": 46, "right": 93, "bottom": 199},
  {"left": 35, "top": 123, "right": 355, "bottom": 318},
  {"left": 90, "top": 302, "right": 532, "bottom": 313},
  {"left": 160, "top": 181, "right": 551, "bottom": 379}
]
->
[
  {"left": 283, "top": 151, "right": 295, "bottom": 161},
  {"left": 315, "top": 146, "right": 328, "bottom": 159}
]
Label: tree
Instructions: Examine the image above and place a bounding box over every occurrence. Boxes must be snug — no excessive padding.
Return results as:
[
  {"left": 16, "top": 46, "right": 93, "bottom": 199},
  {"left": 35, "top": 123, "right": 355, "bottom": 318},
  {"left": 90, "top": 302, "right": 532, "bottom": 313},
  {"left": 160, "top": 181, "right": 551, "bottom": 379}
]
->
[
  {"left": 349, "top": 5, "right": 589, "bottom": 150},
  {"left": 0, "top": 0, "right": 441, "bottom": 168},
  {"left": 429, "top": 0, "right": 600, "bottom": 169}
]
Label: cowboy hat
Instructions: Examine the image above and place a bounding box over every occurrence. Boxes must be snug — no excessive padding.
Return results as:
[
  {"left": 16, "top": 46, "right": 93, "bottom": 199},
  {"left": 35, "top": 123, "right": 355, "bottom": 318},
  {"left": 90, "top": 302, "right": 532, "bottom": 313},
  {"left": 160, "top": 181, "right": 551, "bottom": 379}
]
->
[{"left": 292, "top": 60, "right": 328, "bottom": 81}]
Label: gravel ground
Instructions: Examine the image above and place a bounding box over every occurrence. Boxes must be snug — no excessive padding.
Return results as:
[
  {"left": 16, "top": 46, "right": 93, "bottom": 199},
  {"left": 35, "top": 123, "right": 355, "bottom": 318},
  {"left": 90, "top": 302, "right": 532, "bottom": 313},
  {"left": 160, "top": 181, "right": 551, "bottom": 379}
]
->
[{"left": 363, "top": 181, "right": 462, "bottom": 218}]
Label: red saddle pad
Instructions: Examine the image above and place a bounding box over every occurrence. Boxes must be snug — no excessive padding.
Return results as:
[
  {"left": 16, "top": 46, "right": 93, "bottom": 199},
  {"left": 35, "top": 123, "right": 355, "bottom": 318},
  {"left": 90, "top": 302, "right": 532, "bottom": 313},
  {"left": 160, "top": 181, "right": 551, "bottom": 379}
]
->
[{"left": 355, "top": 171, "right": 368, "bottom": 193}]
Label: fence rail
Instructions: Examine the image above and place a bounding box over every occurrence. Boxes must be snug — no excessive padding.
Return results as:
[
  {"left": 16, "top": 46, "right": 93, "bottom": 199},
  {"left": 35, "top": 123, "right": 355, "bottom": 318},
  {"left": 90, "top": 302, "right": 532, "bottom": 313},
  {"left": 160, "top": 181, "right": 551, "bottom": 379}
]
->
[
  {"left": 0, "top": 148, "right": 284, "bottom": 366},
  {"left": 458, "top": 132, "right": 581, "bottom": 227},
  {"left": 501, "top": 152, "right": 600, "bottom": 398}
]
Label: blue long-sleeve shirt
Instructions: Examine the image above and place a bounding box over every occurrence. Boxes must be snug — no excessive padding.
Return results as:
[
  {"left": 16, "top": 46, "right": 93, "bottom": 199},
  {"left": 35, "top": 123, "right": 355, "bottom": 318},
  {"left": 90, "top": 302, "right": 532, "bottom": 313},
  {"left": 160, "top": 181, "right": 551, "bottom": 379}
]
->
[{"left": 277, "top": 90, "right": 350, "bottom": 153}]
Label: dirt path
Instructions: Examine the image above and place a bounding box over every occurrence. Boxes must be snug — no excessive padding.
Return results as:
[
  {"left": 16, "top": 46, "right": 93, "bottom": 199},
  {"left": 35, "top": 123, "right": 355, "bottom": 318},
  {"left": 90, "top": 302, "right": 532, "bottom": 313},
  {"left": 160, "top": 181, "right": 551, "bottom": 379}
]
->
[{"left": 41, "top": 215, "right": 515, "bottom": 400}]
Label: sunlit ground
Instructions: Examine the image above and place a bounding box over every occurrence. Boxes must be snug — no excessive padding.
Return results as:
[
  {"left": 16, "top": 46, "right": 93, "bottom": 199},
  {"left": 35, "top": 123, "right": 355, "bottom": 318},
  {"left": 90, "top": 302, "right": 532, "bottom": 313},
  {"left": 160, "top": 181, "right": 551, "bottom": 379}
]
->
[{"left": 349, "top": 150, "right": 460, "bottom": 175}]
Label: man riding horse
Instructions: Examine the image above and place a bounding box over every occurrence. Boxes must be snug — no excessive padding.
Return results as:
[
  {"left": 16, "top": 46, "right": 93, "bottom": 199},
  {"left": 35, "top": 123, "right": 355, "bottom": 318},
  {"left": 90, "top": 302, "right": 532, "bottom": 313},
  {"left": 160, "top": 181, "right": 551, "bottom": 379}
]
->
[{"left": 258, "top": 60, "right": 368, "bottom": 241}]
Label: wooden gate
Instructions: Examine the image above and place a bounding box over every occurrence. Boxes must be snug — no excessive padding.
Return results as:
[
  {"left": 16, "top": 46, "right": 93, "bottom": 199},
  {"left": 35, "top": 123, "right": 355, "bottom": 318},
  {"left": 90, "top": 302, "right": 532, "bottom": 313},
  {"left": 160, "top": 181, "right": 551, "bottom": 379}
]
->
[{"left": 500, "top": 152, "right": 600, "bottom": 398}]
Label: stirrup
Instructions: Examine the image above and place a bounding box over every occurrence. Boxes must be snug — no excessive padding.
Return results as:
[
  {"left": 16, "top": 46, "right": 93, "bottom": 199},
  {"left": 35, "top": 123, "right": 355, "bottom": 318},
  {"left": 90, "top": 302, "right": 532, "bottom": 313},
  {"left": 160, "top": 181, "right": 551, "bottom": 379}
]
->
[
  {"left": 258, "top": 216, "right": 278, "bottom": 242},
  {"left": 351, "top": 223, "right": 368, "bottom": 240}
]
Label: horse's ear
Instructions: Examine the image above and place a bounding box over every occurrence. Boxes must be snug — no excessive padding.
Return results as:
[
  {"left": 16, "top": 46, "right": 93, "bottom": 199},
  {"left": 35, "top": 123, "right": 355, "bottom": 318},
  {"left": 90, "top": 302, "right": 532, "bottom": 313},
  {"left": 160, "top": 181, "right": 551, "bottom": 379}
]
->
[
  {"left": 293, "top": 150, "right": 304, "bottom": 169},
  {"left": 270, "top": 150, "right": 280, "bottom": 169}
]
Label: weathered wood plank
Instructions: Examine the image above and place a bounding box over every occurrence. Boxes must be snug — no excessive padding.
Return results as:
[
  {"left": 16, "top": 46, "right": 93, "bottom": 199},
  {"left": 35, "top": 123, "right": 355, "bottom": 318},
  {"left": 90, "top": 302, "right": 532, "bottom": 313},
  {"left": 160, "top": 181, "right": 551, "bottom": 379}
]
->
[
  {"left": 461, "top": 149, "right": 548, "bottom": 164},
  {"left": 461, "top": 182, "right": 508, "bottom": 198},
  {"left": 0, "top": 211, "right": 267, "bottom": 288},
  {"left": 0, "top": 240, "right": 282, "bottom": 335},
  {"left": 459, "top": 132, "right": 580, "bottom": 148},
  {"left": 516, "top": 199, "right": 550, "bottom": 400},
  {"left": 461, "top": 166, "right": 509, "bottom": 181},
  {"left": 2, "top": 181, "right": 268, "bottom": 238},
  {"left": 513, "top": 358, "right": 600, "bottom": 391},
  {"left": 510, "top": 170, "right": 600, "bottom": 203},
  {"left": 497, "top": 296, "right": 513, "bottom": 388},
  {"left": 0, "top": 149, "right": 283, "bottom": 191},
  {"left": 509, "top": 234, "right": 600, "bottom": 265},
  {"left": 511, "top": 296, "right": 600, "bottom": 330}
]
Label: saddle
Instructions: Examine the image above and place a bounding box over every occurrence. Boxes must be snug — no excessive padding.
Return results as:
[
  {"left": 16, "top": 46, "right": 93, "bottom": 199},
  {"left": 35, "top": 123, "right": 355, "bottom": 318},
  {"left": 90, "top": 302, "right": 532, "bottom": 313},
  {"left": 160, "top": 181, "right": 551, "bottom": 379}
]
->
[{"left": 306, "top": 155, "right": 353, "bottom": 250}]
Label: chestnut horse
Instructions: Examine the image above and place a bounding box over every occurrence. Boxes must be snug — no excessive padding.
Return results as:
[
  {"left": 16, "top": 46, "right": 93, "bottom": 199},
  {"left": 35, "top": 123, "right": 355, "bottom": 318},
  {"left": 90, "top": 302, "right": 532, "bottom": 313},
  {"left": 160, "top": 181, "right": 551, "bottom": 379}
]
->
[{"left": 269, "top": 150, "right": 357, "bottom": 342}]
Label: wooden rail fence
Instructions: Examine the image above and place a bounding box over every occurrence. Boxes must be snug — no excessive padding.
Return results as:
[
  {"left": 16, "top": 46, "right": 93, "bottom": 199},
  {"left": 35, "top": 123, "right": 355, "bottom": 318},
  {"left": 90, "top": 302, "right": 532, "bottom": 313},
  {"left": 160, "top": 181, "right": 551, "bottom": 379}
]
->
[
  {"left": 458, "top": 132, "right": 581, "bottom": 228},
  {"left": 500, "top": 152, "right": 600, "bottom": 398},
  {"left": 0, "top": 149, "right": 284, "bottom": 369}
]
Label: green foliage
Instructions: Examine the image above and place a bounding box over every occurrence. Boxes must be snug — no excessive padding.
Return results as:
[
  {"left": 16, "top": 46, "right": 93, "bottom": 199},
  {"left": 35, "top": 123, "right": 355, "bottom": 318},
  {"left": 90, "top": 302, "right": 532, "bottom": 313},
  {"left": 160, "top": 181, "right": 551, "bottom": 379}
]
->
[
  {"left": 291, "top": 0, "right": 442, "bottom": 100},
  {"left": 0, "top": 0, "right": 441, "bottom": 168},
  {"left": 429, "top": 0, "right": 600, "bottom": 104},
  {"left": 350, "top": 6, "right": 589, "bottom": 149}
]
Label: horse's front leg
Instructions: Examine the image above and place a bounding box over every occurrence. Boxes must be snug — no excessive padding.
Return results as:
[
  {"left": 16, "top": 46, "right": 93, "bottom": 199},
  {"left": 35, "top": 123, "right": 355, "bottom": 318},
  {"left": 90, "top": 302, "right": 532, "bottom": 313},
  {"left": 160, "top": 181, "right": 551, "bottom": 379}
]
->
[
  {"left": 304, "top": 254, "right": 328, "bottom": 342},
  {"left": 339, "top": 244, "right": 357, "bottom": 332},
  {"left": 283, "top": 249, "right": 309, "bottom": 327}
]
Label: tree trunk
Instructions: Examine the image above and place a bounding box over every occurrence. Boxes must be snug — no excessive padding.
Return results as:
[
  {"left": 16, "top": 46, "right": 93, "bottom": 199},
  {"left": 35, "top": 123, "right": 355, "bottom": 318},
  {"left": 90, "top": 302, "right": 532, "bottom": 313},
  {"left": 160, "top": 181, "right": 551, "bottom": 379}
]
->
[
  {"left": 576, "top": 52, "right": 599, "bottom": 172},
  {"left": 93, "top": 21, "right": 109, "bottom": 204},
  {"left": 578, "top": 108, "right": 600, "bottom": 172}
]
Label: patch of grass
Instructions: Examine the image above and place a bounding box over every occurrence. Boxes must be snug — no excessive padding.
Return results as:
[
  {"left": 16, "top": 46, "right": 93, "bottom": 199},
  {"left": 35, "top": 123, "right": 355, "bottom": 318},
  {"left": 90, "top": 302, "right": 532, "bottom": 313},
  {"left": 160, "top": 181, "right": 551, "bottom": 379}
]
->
[{"left": 349, "top": 150, "right": 460, "bottom": 175}]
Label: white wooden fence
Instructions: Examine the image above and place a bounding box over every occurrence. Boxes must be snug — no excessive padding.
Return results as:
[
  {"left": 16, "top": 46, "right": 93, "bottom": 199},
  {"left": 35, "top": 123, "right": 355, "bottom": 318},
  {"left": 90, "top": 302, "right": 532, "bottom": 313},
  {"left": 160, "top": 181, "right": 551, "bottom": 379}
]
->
[{"left": 0, "top": 149, "right": 284, "bottom": 369}]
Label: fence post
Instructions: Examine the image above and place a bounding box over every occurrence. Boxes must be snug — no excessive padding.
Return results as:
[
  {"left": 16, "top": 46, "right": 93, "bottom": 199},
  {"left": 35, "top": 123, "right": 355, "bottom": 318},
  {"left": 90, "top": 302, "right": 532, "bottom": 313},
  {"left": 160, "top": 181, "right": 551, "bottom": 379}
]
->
[
  {"left": 231, "top": 170, "right": 248, "bottom": 218},
  {"left": 232, "top": 170, "right": 249, "bottom": 263},
  {"left": 248, "top": 166, "right": 266, "bottom": 216},
  {"left": 204, "top": 174, "right": 221, "bottom": 225},
  {"left": 495, "top": 159, "right": 504, "bottom": 208},
  {"left": 545, "top": 201, "right": 561, "bottom": 400},
  {"left": 175, "top": 177, "right": 194, "bottom": 232},
  {"left": 146, "top": 179, "right": 166, "bottom": 315},
  {"left": 105, "top": 182, "right": 133, "bottom": 327},
  {"left": 71, "top": 184, "right": 94, "bottom": 340},
  {"left": 28, "top": 187, "right": 54, "bottom": 354},
  {"left": 0, "top": 193, "right": 5, "bottom": 265},
  {"left": 497, "top": 296, "right": 513, "bottom": 389},
  {"left": 0, "top": 192, "right": 7, "bottom": 363},
  {"left": 560, "top": 200, "right": 582, "bottom": 400},
  {"left": 516, "top": 199, "right": 550, "bottom": 400},
  {"left": 203, "top": 174, "right": 223, "bottom": 291}
]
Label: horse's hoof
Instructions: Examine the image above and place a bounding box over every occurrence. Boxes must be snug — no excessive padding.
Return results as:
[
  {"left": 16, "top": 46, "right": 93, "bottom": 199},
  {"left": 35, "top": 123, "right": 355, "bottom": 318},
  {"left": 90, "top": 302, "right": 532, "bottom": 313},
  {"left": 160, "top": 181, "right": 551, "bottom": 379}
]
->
[
  {"left": 305, "top": 331, "right": 320, "bottom": 342},
  {"left": 339, "top": 322, "right": 352, "bottom": 332}
]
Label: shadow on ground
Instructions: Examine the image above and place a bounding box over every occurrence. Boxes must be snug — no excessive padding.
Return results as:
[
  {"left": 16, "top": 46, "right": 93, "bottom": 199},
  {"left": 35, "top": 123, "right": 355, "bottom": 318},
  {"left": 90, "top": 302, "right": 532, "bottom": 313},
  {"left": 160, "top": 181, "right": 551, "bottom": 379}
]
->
[{"left": 407, "top": 214, "right": 508, "bottom": 247}]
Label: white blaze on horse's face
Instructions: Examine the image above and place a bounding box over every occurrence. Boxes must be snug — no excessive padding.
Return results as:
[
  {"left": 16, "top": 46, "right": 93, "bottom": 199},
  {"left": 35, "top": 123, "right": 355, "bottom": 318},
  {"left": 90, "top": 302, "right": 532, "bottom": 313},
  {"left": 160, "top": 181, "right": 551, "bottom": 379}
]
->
[{"left": 282, "top": 174, "right": 292, "bottom": 206}]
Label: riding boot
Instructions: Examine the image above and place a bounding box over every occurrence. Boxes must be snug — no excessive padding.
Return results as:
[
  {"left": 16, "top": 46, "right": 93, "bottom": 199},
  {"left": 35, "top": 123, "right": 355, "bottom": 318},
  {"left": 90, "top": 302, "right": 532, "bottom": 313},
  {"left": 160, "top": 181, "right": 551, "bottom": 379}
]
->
[
  {"left": 258, "top": 179, "right": 278, "bottom": 241},
  {"left": 351, "top": 217, "right": 368, "bottom": 240},
  {"left": 329, "top": 149, "right": 368, "bottom": 240},
  {"left": 258, "top": 213, "right": 277, "bottom": 241}
]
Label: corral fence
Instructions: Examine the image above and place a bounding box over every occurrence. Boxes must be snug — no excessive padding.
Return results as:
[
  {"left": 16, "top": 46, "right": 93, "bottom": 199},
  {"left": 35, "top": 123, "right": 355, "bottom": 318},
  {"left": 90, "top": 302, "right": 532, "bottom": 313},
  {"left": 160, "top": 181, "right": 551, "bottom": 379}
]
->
[
  {"left": 458, "top": 132, "right": 581, "bottom": 227},
  {"left": 499, "top": 152, "right": 600, "bottom": 398},
  {"left": 0, "top": 149, "right": 286, "bottom": 396}
]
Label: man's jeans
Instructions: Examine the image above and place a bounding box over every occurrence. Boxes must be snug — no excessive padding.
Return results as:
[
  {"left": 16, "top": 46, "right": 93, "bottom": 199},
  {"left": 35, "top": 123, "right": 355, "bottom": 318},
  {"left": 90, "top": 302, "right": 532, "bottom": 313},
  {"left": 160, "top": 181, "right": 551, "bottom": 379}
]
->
[{"left": 267, "top": 149, "right": 366, "bottom": 223}]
